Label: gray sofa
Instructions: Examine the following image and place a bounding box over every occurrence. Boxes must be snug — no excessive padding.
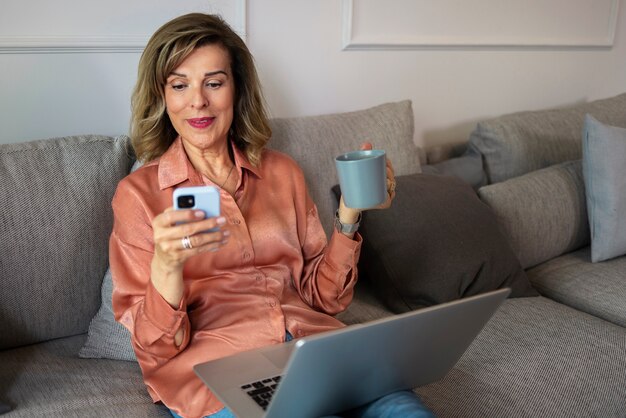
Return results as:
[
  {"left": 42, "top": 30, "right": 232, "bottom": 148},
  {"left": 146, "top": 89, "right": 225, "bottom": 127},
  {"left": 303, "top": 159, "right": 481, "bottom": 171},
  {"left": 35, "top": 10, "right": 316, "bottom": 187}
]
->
[{"left": 1, "top": 96, "right": 625, "bottom": 417}]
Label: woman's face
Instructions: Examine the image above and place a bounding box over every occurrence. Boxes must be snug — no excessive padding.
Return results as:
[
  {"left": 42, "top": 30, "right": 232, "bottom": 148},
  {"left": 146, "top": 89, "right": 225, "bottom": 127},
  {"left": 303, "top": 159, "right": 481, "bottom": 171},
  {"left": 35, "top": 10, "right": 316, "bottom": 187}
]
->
[{"left": 164, "top": 44, "right": 235, "bottom": 151}]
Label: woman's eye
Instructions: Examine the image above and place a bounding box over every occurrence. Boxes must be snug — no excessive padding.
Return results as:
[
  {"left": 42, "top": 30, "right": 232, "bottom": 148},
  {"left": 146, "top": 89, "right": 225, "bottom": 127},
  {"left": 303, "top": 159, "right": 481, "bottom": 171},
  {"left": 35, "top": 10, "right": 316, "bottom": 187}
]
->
[
  {"left": 206, "top": 81, "right": 222, "bottom": 89},
  {"left": 171, "top": 84, "right": 187, "bottom": 91}
]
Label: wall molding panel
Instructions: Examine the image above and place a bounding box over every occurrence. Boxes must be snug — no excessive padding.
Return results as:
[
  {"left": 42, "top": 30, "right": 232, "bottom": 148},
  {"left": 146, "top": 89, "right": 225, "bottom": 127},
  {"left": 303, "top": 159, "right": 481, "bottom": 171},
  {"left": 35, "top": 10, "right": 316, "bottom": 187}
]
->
[
  {"left": 0, "top": 36, "right": 150, "bottom": 54},
  {"left": 342, "top": 0, "right": 620, "bottom": 50},
  {"left": 0, "top": 0, "right": 247, "bottom": 54}
]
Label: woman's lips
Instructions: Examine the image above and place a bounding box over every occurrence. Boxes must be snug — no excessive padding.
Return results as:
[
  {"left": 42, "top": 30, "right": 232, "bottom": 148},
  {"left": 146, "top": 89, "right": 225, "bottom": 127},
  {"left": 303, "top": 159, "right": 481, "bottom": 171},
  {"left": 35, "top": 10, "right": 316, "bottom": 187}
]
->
[{"left": 187, "top": 117, "right": 215, "bottom": 129}]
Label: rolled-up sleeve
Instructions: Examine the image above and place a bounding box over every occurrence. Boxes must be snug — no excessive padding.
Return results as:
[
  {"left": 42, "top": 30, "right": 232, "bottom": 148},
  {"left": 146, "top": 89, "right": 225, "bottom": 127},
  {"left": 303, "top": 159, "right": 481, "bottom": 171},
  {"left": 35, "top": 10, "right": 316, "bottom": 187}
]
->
[
  {"left": 294, "top": 193, "right": 362, "bottom": 315},
  {"left": 109, "top": 181, "right": 191, "bottom": 364}
]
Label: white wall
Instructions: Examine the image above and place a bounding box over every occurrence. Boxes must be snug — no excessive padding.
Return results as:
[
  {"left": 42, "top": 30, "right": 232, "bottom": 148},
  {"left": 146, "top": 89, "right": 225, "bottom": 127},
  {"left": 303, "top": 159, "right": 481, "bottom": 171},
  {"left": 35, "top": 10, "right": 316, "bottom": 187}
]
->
[
  {"left": 0, "top": 52, "right": 139, "bottom": 142},
  {"left": 2, "top": 0, "right": 625, "bottom": 155},
  {"left": 248, "top": 0, "right": 626, "bottom": 152},
  {"left": 0, "top": 0, "right": 244, "bottom": 144}
]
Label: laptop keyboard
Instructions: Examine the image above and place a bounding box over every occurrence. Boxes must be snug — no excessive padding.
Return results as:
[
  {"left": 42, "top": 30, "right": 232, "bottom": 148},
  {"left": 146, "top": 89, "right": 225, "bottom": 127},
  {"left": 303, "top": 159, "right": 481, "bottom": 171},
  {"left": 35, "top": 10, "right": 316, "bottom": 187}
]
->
[{"left": 241, "top": 375, "right": 282, "bottom": 410}]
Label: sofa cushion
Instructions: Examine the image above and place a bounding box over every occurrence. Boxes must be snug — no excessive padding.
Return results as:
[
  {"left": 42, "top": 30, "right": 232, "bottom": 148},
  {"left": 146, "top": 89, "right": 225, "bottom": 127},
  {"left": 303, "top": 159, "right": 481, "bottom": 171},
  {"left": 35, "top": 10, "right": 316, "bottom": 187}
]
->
[
  {"left": 79, "top": 160, "right": 145, "bottom": 362},
  {"left": 0, "top": 334, "right": 169, "bottom": 417},
  {"left": 335, "top": 280, "right": 394, "bottom": 325},
  {"left": 478, "top": 160, "right": 589, "bottom": 269},
  {"left": 469, "top": 93, "right": 626, "bottom": 184},
  {"left": 582, "top": 115, "right": 626, "bottom": 262},
  {"left": 415, "top": 296, "right": 626, "bottom": 417},
  {"left": 344, "top": 173, "right": 537, "bottom": 314},
  {"left": 268, "top": 101, "right": 421, "bottom": 235},
  {"left": 526, "top": 247, "right": 626, "bottom": 327},
  {"left": 79, "top": 268, "right": 137, "bottom": 361},
  {"left": 0, "top": 135, "right": 134, "bottom": 350},
  {"left": 420, "top": 143, "right": 487, "bottom": 190}
]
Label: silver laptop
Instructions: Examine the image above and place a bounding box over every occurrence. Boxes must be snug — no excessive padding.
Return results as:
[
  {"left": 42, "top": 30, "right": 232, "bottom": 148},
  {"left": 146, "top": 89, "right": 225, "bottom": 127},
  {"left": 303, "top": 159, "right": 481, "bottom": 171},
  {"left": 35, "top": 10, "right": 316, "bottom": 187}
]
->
[{"left": 193, "top": 288, "right": 510, "bottom": 418}]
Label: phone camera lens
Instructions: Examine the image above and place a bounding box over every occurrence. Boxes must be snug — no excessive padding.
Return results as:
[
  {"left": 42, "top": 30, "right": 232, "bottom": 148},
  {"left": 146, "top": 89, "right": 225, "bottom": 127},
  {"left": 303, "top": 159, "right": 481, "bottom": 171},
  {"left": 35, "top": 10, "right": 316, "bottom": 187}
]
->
[{"left": 178, "top": 195, "right": 195, "bottom": 208}]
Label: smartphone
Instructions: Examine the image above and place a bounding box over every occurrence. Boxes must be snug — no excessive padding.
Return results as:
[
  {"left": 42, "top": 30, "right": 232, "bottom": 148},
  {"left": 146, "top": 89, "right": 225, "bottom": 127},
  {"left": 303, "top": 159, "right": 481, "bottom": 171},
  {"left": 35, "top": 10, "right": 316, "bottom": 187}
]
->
[{"left": 173, "top": 186, "right": 220, "bottom": 220}]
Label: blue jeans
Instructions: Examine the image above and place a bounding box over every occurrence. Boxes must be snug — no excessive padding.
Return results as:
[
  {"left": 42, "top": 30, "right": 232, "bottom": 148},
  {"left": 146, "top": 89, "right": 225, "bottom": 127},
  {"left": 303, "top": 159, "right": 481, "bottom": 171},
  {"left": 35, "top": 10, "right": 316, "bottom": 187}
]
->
[
  {"left": 170, "top": 390, "right": 433, "bottom": 418},
  {"left": 326, "top": 390, "right": 435, "bottom": 418},
  {"left": 169, "top": 331, "right": 435, "bottom": 418},
  {"left": 169, "top": 408, "right": 233, "bottom": 418}
]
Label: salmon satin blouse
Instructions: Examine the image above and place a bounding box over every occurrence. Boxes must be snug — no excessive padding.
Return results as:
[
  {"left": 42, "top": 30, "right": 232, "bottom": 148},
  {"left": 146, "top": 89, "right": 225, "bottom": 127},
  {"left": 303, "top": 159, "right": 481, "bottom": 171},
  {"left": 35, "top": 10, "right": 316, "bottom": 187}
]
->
[{"left": 109, "top": 137, "right": 362, "bottom": 418}]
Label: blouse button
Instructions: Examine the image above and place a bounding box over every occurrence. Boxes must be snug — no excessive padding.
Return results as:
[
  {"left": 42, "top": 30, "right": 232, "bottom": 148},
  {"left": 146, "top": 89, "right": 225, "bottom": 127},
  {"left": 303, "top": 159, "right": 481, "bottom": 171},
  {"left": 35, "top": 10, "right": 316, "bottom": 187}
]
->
[
  {"left": 232, "top": 218, "right": 241, "bottom": 225},
  {"left": 269, "top": 300, "right": 276, "bottom": 308},
  {"left": 243, "top": 251, "right": 250, "bottom": 260},
  {"left": 255, "top": 275, "right": 262, "bottom": 282}
]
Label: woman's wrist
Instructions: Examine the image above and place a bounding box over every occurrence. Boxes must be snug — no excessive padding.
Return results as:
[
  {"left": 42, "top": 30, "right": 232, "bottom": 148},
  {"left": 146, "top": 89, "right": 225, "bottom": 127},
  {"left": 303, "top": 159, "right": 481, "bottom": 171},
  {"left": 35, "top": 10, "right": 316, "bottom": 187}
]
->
[
  {"left": 151, "top": 257, "right": 184, "bottom": 308},
  {"left": 338, "top": 197, "right": 361, "bottom": 224},
  {"left": 335, "top": 197, "right": 362, "bottom": 239}
]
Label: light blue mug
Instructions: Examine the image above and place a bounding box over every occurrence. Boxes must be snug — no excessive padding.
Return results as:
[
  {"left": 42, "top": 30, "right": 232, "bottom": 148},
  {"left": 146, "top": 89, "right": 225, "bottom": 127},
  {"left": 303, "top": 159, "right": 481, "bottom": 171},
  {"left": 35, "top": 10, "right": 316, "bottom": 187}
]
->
[{"left": 335, "top": 149, "right": 387, "bottom": 209}]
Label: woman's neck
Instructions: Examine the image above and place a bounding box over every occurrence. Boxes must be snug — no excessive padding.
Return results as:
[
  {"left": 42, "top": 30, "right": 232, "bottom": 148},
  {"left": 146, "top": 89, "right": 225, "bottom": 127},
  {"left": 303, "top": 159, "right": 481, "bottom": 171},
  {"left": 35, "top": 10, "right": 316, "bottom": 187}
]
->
[{"left": 182, "top": 138, "right": 235, "bottom": 187}]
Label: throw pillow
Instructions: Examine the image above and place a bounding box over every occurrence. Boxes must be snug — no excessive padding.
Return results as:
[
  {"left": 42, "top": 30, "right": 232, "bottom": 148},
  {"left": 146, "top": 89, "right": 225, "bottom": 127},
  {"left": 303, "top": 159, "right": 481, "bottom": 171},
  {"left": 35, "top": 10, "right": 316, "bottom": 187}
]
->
[
  {"left": 478, "top": 160, "right": 589, "bottom": 270},
  {"left": 335, "top": 174, "right": 537, "bottom": 314},
  {"left": 79, "top": 160, "right": 143, "bottom": 362},
  {"left": 582, "top": 115, "right": 626, "bottom": 262},
  {"left": 78, "top": 268, "right": 136, "bottom": 361},
  {"left": 0, "top": 401, "right": 11, "bottom": 414}
]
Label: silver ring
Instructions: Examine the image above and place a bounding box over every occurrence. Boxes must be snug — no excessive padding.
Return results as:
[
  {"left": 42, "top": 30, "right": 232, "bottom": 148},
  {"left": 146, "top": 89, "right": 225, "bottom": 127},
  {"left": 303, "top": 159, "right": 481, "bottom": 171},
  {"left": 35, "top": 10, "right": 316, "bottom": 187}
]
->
[{"left": 181, "top": 236, "right": 192, "bottom": 250}]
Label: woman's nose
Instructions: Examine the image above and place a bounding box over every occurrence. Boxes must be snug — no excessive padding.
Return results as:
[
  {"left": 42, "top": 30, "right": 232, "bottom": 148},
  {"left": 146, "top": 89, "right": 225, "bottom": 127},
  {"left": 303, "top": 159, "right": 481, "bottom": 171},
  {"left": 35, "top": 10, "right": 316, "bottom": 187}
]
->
[{"left": 190, "top": 86, "right": 208, "bottom": 108}]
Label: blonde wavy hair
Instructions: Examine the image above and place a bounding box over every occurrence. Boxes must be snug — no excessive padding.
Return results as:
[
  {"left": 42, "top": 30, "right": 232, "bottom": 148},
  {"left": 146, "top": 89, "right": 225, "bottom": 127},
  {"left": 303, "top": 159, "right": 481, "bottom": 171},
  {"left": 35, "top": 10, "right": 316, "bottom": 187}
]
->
[{"left": 130, "top": 13, "right": 271, "bottom": 165}]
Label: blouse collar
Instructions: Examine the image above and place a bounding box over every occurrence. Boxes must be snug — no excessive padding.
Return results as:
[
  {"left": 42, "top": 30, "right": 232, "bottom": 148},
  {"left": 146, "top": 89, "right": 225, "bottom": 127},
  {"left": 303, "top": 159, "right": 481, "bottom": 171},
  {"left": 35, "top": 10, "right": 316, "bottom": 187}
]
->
[{"left": 157, "top": 137, "right": 262, "bottom": 190}]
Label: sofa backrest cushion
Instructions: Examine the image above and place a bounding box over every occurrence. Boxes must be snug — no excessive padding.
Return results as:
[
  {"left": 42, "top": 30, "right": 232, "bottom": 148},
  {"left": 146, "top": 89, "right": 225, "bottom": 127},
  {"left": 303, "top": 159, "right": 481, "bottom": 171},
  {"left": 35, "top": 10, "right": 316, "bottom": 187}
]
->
[
  {"left": 478, "top": 160, "right": 589, "bottom": 270},
  {"left": 0, "top": 135, "right": 133, "bottom": 349},
  {"left": 469, "top": 93, "right": 626, "bottom": 184},
  {"left": 420, "top": 143, "right": 487, "bottom": 190},
  {"left": 268, "top": 101, "right": 421, "bottom": 235}
]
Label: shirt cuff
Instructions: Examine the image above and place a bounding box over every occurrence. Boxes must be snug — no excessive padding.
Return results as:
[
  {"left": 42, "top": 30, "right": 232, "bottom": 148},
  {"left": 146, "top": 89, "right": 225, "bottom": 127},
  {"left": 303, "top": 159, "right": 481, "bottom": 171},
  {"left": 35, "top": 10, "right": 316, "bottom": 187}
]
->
[
  {"left": 327, "top": 229, "right": 362, "bottom": 269},
  {"left": 143, "top": 280, "right": 187, "bottom": 336}
]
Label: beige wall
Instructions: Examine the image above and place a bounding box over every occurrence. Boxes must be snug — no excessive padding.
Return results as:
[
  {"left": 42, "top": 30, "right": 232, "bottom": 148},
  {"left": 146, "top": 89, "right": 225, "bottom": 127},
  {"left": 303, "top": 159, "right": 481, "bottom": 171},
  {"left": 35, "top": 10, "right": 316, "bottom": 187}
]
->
[{"left": 1, "top": 0, "right": 625, "bottom": 151}]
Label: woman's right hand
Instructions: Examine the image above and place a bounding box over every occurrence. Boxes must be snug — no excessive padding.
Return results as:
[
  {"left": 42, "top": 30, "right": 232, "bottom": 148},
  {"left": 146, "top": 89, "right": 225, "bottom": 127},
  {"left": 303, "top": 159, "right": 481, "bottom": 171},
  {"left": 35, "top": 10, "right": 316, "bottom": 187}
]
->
[{"left": 150, "top": 208, "right": 229, "bottom": 307}]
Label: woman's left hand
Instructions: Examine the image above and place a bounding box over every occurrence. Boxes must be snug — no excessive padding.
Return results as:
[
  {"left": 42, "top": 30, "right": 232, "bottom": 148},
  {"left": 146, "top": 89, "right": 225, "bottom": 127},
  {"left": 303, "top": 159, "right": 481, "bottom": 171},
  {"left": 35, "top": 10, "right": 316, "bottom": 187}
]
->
[
  {"left": 364, "top": 142, "right": 396, "bottom": 210},
  {"left": 336, "top": 142, "right": 397, "bottom": 232}
]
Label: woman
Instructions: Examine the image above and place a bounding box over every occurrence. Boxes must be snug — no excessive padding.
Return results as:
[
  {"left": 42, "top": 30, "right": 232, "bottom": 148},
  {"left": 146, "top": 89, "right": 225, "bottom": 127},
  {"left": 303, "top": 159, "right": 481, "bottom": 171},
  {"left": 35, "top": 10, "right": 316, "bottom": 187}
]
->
[{"left": 110, "top": 13, "right": 433, "bottom": 418}]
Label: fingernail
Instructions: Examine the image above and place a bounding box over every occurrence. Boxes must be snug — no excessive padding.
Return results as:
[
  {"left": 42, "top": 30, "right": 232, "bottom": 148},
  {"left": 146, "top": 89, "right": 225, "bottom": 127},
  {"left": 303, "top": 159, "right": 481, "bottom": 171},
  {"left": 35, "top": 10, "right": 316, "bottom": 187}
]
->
[
  {"left": 195, "top": 210, "right": 205, "bottom": 218},
  {"left": 216, "top": 217, "right": 226, "bottom": 225},
  {"left": 223, "top": 230, "right": 231, "bottom": 237}
]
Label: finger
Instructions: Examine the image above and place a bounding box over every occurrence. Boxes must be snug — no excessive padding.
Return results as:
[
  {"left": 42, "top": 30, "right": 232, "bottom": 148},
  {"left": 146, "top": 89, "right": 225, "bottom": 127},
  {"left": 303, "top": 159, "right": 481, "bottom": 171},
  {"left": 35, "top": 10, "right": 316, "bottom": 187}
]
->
[
  {"left": 386, "top": 178, "right": 396, "bottom": 196},
  {"left": 382, "top": 154, "right": 395, "bottom": 182},
  {"left": 162, "top": 226, "right": 229, "bottom": 251},
  {"left": 166, "top": 231, "right": 230, "bottom": 261},
  {"left": 163, "top": 216, "right": 227, "bottom": 241},
  {"left": 385, "top": 157, "right": 395, "bottom": 173},
  {"left": 382, "top": 188, "right": 395, "bottom": 207},
  {"left": 154, "top": 208, "right": 205, "bottom": 229},
  {"left": 184, "top": 229, "right": 231, "bottom": 252},
  {"left": 360, "top": 142, "right": 373, "bottom": 151},
  {"left": 386, "top": 166, "right": 395, "bottom": 180}
]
